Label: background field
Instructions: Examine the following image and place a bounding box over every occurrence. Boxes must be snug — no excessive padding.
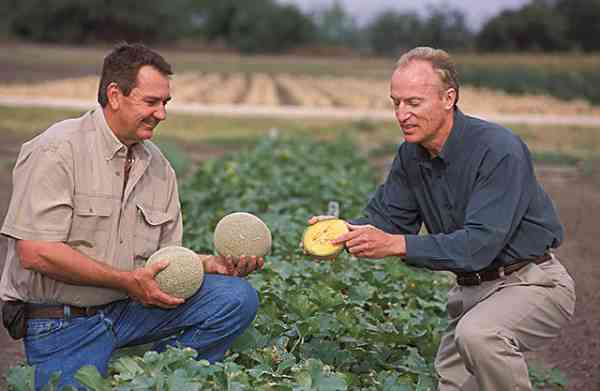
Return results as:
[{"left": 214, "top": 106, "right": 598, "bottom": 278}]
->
[{"left": 0, "top": 43, "right": 599, "bottom": 390}]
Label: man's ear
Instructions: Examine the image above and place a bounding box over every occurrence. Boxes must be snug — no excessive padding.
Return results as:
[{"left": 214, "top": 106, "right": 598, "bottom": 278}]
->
[
  {"left": 106, "top": 82, "right": 121, "bottom": 110},
  {"left": 444, "top": 88, "right": 457, "bottom": 110}
]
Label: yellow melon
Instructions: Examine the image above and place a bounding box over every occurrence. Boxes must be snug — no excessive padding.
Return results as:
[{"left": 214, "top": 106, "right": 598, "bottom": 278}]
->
[{"left": 302, "top": 219, "right": 349, "bottom": 260}]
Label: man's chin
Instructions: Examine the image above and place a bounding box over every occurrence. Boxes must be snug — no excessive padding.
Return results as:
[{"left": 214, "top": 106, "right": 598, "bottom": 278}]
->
[
  {"left": 402, "top": 133, "right": 420, "bottom": 144},
  {"left": 138, "top": 129, "right": 154, "bottom": 140}
]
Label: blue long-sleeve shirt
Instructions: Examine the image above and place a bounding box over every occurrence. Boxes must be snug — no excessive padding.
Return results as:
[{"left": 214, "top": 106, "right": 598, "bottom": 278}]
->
[{"left": 353, "top": 110, "right": 563, "bottom": 273}]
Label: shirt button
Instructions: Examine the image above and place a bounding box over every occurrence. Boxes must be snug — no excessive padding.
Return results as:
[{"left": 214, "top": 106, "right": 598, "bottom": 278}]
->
[
  {"left": 120, "top": 238, "right": 124, "bottom": 244},
  {"left": 115, "top": 171, "right": 121, "bottom": 176}
]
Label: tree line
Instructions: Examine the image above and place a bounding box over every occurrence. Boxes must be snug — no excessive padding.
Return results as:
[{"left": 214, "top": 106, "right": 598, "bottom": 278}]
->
[{"left": 1, "top": 0, "right": 599, "bottom": 54}]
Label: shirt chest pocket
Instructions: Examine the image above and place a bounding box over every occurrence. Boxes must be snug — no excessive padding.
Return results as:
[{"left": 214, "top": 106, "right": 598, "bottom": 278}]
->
[
  {"left": 68, "top": 195, "right": 114, "bottom": 249},
  {"left": 134, "top": 203, "right": 174, "bottom": 259}
]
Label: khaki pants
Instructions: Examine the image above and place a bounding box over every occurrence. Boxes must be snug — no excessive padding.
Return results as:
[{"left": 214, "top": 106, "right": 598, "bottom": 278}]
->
[{"left": 436, "top": 254, "right": 575, "bottom": 391}]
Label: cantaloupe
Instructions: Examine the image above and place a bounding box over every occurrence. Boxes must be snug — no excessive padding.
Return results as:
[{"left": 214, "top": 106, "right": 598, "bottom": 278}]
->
[
  {"left": 302, "top": 219, "right": 349, "bottom": 260},
  {"left": 146, "top": 246, "right": 204, "bottom": 299},
  {"left": 213, "top": 212, "right": 272, "bottom": 259}
]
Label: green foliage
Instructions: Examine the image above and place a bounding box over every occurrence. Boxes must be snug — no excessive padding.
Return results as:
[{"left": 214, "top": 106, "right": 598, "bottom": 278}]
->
[
  {"left": 6, "top": 365, "right": 35, "bottom": 391},
  {"left": 4, "top": 0, "right": 190, "bottom": 43},
  {"left": 367, "top": 11, "right": 422, "bottom": 56},
  {"left": 366, "top": 5, "right": 473, "bottom": 56},
  {"left": 190, "top": 0, "right": 316, "bottom": 53},
  {"left": 477, "top": 1, "right": 570, "bottom": 52},
  {"left": 458, "top": 64, "right": 600, "bottom": 104},
  {"left": 556, "top": 0, "right": 600, "bottom": 51},
  {"left": 531, "top": 152, "right": 580, "bottom": 167},
  {"left": 477, "top": 0, "right": 600, "bottom": 52},
  {"left": 312, "top": 1, "right": 362, "bottom": 48},
  {"left": 529, "top": 364, "right": 568, "bottom": 390},
  {"left": 153, "top": 139, "right": 192, "bottom": 178},
  {"left": 6, "top": 136, "right": 573, "bottom": 389},
  {"left": 178, "top": 135, "right": 450, "bottom": 388},
  {"left": 4, "top": 0, "right": 600, "bottom": 54}
]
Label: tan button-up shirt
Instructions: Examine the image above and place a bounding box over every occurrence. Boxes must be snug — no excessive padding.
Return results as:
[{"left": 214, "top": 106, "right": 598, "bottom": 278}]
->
[{"left": 0, "top": 108, "right": 182, "bottom": 306}]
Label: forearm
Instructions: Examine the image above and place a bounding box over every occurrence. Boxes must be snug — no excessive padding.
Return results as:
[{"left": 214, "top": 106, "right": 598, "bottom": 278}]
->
[{"left": 17, "top": 240, "right": 132, "bottom": 291}]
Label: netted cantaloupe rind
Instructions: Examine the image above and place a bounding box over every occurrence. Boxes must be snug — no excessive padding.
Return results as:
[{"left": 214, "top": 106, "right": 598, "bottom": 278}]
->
[
  {"left": 213, "top": 212, "right": 272, "bottom": 258},
  {"left": 146, "top": 246, "right": 204, "bottom": 299},
  {"left": 302, "top": 219, "right": 349, "bottom": 260}
]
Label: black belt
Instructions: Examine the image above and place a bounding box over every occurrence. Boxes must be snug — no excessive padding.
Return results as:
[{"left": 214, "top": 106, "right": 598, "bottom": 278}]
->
[
  {"left": 25, "top": 303, "right": 108, "bottom": 319},
  {"left": 455, "top": 253, "right": 551, "bottom": 286}
]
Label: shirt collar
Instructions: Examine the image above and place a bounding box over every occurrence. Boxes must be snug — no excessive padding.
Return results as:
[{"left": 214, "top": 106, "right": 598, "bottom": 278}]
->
[
  {"left": 437, "top": 109, "right": 465, "bottom": 165},
  {"left": 413, "top": 108, "right": 465, "bottom": 166},
  {"left": 91, "top": 107, "right": 151, "bottom": 162}
]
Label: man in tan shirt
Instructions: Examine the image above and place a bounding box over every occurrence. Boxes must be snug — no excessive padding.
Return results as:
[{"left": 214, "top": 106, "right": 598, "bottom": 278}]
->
[{"left": 0, "top": 43, "right": 262, "bottom": 390}]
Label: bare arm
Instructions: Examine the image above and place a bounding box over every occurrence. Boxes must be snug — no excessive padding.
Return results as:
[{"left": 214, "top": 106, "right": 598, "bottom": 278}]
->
[{"left": 17, "top": 240, "right": 184, "bottom": 308}]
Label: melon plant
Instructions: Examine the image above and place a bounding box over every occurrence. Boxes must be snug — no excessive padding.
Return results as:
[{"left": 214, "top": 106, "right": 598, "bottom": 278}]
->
[
  {"left": 302, "top": 219, "right": 349, "bottom": 259},
  {"left": 213, "top": 212, "right": 272, "bottom": 258},
  {"left": 146, "top": 246, "right": 204, "bottom": 299}
]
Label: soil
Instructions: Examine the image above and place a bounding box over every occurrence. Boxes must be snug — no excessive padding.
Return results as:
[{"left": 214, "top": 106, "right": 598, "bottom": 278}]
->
[{"left": 0, "top": 131, "right": 599, "bottom": 390}]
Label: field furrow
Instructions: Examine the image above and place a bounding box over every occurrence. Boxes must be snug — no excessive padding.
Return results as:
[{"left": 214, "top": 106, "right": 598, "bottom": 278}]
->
[
  {"left": 1, "top": 72, "right": 599, "bottom": 117},
  {"left": 172, "top": 73, "right": 222, "bottom": 103},
  {"left": 202, "top": 73, "right": 247, "bottom": 104},
  {"left": 0, "top": 76, "right": 98, "bottom": 100},
  {"left": 275, "top": 74, "right": 334, "bottom": 107},
  {"left": 244, "top": 73, "right": 279, "bottom": 106}
]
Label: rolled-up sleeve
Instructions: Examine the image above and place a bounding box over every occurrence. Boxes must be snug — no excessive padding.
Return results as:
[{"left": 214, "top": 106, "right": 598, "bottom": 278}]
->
[
  {"left": 404, "top": 152, "right": 532, "bottom": 272},
  {"left": 2, "top": 141, "right": 74, "bottom": 241}
]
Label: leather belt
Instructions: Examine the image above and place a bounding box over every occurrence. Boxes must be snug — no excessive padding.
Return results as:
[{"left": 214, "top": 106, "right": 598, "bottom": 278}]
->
[
  {"left": 455, "top": 252, "right": 551, "bottom": 286},
  {"left": 25, "top": 303, "right": 107, "bottom": 319}
]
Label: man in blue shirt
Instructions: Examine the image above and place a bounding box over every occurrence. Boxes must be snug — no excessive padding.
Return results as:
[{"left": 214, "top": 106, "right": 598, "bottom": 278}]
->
[{"left": 327, "top": 47, "right": 575, "bottom": 390}]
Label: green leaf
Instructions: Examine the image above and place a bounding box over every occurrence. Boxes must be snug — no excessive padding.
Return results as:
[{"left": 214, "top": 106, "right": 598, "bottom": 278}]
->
[
  {"left": 6, "top": 365, "right": 35, "bottom": 391},
  {"left": 74, "top": 366, "right": 111, "bottom": 391}
]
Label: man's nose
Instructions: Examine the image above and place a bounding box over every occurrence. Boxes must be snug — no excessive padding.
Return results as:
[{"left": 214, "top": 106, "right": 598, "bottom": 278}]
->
[
  {"left": 154, "top": 104, "right": 167, "bottom": 121},
  {"left": 395, "top": 106, "right": 411, "bottom": 122}
]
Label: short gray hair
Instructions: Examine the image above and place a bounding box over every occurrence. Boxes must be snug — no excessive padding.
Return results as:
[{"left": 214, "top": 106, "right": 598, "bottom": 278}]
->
[{"left": 396, "top": 46, "right": 459, "bottom": 108}]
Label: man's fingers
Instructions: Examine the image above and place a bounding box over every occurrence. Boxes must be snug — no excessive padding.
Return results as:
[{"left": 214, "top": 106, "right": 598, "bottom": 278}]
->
[
  {"left": 246, "top": 255, "right": 258, "bottom": 273},
  {"left": 148, "top": 259, "right": 170, "bottom": 275},
  {"left": 307, "top": 215, "right": 337, "bottom": 225},
  {"left": 236, "top": 255, "right": 248, "bottom": 276},
  {"left": 347, "top": 223, "right": 374, "bottom": 231},
  {"left": 331, "top": 229, "right": 362, "bottom": 244},
  {"left": 347, "top": 241, "right": 370, "bottom": 254},
  {"left": 156, "top": 292, "right": 184, "bottom": 307}
]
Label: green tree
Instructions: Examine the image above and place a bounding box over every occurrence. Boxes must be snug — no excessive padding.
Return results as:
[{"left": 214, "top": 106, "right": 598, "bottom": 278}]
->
[
  {"left": 313, "top": 0, "right": 361, "bottom": 48},
  {"left": 477, "top": 0, "right": 570, "bottom": 51},
  {"left": 420, "top": 5, "right": 474, "bottom": 50},
  {"left": 367, "top": 10, "right": 423, "bottom": 56},
  {"left": 556, "top": 0, "right": 600, "bottom": 51},
  {"left": 6, "top": 0, "right": 190, "bottom": 43},
  {"left": 190, "top": 0, "right": 316, "bottom": 53}
]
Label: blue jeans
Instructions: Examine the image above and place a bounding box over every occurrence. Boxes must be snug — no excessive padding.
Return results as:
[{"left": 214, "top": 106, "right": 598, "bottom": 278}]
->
[{"left": 23, "top": 274, "right": 259, "bottom": 390}]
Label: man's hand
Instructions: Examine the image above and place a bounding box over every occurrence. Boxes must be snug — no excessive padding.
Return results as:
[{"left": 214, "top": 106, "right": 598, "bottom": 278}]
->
[
  {"left": 201, "top": 254, "right": 265, "bottom": 277},
  {"left": 127, "top": 260, "right": 185, "bottom": 309},
  {"left": 332, "top": 223, "right": 406, "bottom": 259}
]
